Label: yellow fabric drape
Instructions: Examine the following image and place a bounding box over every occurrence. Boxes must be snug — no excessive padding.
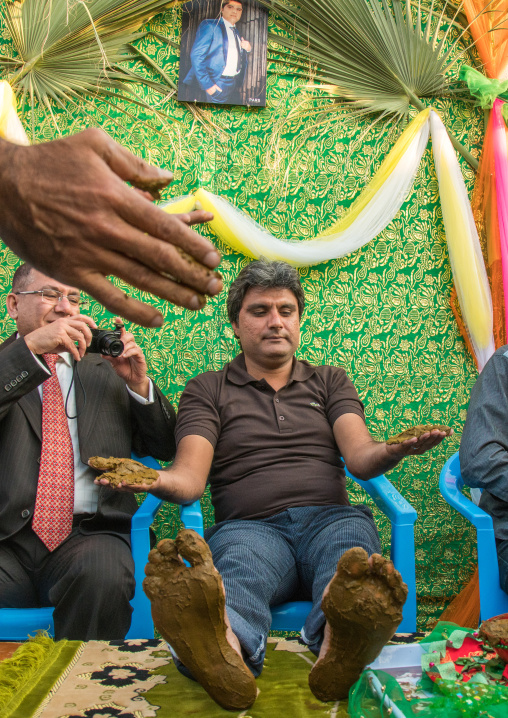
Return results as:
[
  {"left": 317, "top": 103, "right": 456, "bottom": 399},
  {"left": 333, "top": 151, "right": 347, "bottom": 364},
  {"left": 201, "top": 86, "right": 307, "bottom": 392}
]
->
[{"left": 0, "top": 81, "right": 29, "bottom": 145}]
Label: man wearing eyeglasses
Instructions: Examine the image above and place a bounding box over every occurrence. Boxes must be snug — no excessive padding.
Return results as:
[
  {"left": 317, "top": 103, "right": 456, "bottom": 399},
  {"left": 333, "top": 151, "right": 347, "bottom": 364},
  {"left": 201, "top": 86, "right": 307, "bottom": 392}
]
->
[{"left": 0, "top": 263, "right": 176, "bottom": 640}]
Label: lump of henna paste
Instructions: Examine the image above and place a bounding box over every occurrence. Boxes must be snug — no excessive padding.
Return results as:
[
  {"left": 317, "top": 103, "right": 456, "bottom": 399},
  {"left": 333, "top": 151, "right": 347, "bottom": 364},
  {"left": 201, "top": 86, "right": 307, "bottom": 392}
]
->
[
  {"left": 386, "top": 424, "right": 452, "bottom": 445},
  {"left": 88, "top": 456, "right": 158, "bottom": 487}
]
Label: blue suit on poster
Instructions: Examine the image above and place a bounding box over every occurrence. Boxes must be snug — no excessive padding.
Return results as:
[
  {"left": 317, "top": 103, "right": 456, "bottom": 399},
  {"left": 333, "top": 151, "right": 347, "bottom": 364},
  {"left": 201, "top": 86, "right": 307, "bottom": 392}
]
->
[{"left": 183, "top": 17, "right": 248, "bottom": 103}]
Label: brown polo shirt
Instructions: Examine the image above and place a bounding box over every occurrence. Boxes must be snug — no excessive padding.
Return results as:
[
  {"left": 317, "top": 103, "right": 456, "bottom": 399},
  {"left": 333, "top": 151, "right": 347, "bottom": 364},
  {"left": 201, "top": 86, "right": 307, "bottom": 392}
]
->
[{"left": 175, "top": 354, "right": 365, "bottom": 522}]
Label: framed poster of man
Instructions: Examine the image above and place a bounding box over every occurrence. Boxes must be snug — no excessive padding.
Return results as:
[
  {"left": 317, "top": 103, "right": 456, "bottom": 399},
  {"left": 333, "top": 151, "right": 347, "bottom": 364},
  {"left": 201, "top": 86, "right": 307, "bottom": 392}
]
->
[{"left": 178, "top": 0, "right": 267, "bottom": 108}]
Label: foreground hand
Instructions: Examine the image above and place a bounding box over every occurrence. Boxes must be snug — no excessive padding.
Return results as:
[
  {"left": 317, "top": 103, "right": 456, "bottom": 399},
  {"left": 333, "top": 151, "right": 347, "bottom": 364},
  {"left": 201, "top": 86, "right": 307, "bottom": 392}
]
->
[
  {"left": 385, "top": 427, "right": 453, "bottom": 459},
  {"left": 24, "top": 315, "right": 96, "bottom": 362},
  {"left": 206, "top": 84, "right": 221, "bottom": 95},
  {"left": 240, "top": 38, "right": 251, "bottom": 51},
  {"left": 0, "top": 130, "right": 223, "bottom": 327},
  {"left": 104, "top": 319, "right": 149, "bottom": 396}
]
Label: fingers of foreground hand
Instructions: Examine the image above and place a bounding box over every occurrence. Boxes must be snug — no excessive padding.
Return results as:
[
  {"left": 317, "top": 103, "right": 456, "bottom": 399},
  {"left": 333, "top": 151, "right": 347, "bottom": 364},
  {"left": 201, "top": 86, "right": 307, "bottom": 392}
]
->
[
  {"left": 119, "top": 193, "right": 220, "bottom": 270},
  {"left": 91, "top": 215, "right": 223, "bottom": 297},
  {"left": 90, "top": 129, "right": 174, "bottom": 200},
  {"left": 79, "top": 275, "right": 163, "bottom": 327},
  {"left": 78, "top": 254, "right": 216, "bottom": 327},
  {"left": 177, "top": 209, "right": 214, "bottom": 227}
]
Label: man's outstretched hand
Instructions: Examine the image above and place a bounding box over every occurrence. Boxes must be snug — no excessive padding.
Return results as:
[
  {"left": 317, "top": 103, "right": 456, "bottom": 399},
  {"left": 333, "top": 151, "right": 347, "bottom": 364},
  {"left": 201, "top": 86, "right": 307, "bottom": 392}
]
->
[
  {"left": 385, "top": 424, "right": 453, "bottom": 459},
  {"left": 89, "top": 455, "right": 160, "bottom": 489},
  {"left": 0, "top": 129, "right": 223, "bottom": 327}
]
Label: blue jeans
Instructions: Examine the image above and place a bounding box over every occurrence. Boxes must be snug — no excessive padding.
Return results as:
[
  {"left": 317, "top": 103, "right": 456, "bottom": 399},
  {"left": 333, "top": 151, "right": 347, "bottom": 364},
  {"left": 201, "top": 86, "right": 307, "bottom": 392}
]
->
[{"left": 205, "top": 505, "right": 381, "bottom": 677}]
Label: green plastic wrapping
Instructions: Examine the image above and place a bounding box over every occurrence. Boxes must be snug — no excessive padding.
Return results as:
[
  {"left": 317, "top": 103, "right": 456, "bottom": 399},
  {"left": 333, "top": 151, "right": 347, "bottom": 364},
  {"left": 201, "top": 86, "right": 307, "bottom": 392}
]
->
[
  {"left": 460, "top": 65, "right": 508, "bottom": 108},
  {"left": 348, "top": 667, "right": 508, "bottom": 717},
  {"left": 348, "top": 670, "right": 413, "bottom": 717}
]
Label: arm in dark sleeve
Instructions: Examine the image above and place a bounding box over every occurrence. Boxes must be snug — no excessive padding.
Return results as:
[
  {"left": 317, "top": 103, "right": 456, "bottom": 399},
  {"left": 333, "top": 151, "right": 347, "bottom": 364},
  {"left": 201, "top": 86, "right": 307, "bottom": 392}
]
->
[
  {"left": 0, "top": 337, "right": 49, "bottom": 419},
  {"left": 190, "top": 22, "right": 217, "bottom": 91},
  {"left": 325, "top": 366, "right": 365, "bottom": 426},
  {"left": 460, "top": 348, "right": 508, "bottom": 502},
  {"left": 175, "top": 373, "right": 220, "bottom": 449},
  {"left": 129, "top": 382, "right": 176, "bottom": 462}
]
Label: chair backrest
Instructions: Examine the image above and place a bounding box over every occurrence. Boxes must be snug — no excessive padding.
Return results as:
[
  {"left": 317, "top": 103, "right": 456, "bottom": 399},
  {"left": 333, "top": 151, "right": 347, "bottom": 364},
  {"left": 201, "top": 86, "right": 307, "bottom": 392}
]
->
[
  {"left": 0, "top": 606, "right": 55, "bottom": 641},
  {"left": 439, "top": 451, "right": 508, "bottom": 621}
]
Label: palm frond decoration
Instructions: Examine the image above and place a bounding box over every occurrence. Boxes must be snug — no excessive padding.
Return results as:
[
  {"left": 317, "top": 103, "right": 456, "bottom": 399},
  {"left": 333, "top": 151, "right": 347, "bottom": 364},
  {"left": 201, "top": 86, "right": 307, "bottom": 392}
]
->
[
  {"left": 262, "top": 0, "right": 486, "bottom": 168},
  {"left": 0, "top": 0, "right": 221, "bottom": 140}
]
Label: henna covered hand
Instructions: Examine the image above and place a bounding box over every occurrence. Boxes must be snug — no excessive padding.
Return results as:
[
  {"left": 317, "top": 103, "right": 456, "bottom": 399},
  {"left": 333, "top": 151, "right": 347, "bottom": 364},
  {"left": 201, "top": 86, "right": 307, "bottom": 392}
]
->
[{"left": 0, "top": 130, "right": 222, "bottom": 327}]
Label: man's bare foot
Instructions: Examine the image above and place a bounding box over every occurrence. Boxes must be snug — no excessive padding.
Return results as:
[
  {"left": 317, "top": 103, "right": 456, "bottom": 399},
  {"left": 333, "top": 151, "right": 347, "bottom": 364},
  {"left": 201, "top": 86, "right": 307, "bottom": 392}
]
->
[
  {"left": 308, "top": 547, "right": 407, "bottom": 702},
  {"left": 143, "top": 529, "right": 257, "bottom": 711}
]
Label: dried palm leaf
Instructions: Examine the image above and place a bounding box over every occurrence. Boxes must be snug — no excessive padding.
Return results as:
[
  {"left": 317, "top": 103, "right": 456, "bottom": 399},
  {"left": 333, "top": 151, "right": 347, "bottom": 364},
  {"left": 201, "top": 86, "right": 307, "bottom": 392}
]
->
[
  {"left": 0, "top": 0, "right": 223, "bottom": 140},
  {"left": 262, "top": 0, "right": 487, "bottom": 168}
]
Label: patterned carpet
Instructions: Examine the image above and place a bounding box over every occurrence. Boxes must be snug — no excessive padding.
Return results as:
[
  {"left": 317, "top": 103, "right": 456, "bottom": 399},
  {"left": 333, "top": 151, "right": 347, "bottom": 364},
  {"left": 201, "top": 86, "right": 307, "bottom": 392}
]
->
[{"left": 1, "top": 635, "right": 420, "bottom": 718}]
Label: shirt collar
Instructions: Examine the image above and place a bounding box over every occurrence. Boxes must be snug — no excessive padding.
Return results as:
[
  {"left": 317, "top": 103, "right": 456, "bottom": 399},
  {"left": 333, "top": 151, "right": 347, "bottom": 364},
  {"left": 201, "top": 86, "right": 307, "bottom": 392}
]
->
[
  {"left": 57, "top": 352, "right": 73, "bottom": 368},
  {"left": 226, "top": 353, "right": 316, "bottom": 386},
  {"left": 223, "top": 18, "right": 235, "bottom": 29}
]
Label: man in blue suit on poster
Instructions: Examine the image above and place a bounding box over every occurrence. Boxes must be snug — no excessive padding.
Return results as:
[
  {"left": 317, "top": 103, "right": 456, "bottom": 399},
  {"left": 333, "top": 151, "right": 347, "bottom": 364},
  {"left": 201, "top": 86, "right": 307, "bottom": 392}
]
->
[{"left": 183, "top": 0, "right": 251, "bottom": 104}]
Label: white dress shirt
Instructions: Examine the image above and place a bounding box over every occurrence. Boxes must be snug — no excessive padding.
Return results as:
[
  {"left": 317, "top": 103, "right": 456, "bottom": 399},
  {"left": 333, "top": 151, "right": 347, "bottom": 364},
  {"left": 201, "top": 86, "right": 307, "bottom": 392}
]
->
[
  {"left": 222, "top": 18, "right": 241, "bottom": 77},
  {"left": 33, "top": 351, "right": 154, "bottom": 514}
]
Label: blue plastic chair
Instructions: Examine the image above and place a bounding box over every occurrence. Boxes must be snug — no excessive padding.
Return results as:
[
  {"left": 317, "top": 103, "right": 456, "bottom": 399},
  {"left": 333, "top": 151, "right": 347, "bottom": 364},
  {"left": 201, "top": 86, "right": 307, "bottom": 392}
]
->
[
  {"left": 0, "top": 453, "right": 162, "bottom": 641},
  {"left": 178, "top": 468, "right": 417, "bottom": 634},
  {"left": 439, "top": 451, "right": 508, "bottom": 621},
  {"left": 0, "top": 606, "right": 55, "bottom": 641}
]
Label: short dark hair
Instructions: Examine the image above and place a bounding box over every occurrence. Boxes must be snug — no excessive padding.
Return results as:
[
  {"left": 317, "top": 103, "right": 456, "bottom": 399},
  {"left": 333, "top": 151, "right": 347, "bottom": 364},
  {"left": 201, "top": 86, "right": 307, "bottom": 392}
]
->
[
  {"left": 222, "top": 0, "right": 243, "bottom": 8},
  {"left": 227, "top": 259, "right": 305, "bottom": 325},
  {"left": 11, "top": 263, "right": 35, "bottom": 292}
]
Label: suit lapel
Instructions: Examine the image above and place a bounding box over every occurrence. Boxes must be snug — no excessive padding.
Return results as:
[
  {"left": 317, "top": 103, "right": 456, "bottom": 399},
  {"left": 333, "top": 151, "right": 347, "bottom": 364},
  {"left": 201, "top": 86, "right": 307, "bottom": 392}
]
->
[
  {"left": 220, "top": 18, "right": 228, "bottom": 64},
  {"left": 75, "top": 355, "right": 108, "bottom": 453},
  {"left": 18, "top": 389, "right": 43, "bottom": 442},
  {"left": 0, "top": 333, "right": 43, "bottom": 440}
]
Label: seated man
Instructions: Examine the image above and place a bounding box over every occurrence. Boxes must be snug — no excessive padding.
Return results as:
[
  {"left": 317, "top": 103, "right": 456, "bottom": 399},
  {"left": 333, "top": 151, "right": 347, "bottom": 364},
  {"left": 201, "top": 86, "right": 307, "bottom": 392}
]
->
[
  {"left": 0, "top": 263, "right": 176, "bottom": 640},
  {"left": 460, "top": 346, "right": 508, "bottom": 595},
  {"left": 103, "top": 260, "right": 450, "bottom": 709}
]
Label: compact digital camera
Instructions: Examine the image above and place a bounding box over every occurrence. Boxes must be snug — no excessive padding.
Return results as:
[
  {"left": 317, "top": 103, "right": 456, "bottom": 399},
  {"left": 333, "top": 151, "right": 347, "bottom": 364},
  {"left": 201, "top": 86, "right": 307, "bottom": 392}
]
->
[{"left": 86, "top": 328, "right": 124, "bottom": 357}]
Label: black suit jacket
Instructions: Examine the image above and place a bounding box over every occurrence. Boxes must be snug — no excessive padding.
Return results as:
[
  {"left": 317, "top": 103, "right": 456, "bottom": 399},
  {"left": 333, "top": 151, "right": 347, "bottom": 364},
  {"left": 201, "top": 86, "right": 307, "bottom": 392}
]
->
[{"left": 0, "top": 335, "right": 176, "bottom": 543}]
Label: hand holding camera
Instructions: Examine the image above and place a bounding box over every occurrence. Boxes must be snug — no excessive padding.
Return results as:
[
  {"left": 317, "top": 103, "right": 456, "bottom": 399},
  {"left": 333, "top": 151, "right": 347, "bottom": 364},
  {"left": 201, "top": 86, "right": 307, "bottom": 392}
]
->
[
  {"left": 98, "top": 318, "right": 150, "bottom": 398},
  {"left": 26, "top": 315, "right": 149, "bottom": 396},
  {"left": 24, "top": 314, "right": 97, "bottom": 362}
]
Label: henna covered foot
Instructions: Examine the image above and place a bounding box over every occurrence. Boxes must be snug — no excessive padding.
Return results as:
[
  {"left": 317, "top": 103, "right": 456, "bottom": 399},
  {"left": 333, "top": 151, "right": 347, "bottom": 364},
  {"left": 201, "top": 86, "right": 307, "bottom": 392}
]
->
[
  {"left": 308, "top": 547, "right": 407, "bottom": 702},
  {"left": 143, "top": 529, "right": 257, "bottom": 711}
]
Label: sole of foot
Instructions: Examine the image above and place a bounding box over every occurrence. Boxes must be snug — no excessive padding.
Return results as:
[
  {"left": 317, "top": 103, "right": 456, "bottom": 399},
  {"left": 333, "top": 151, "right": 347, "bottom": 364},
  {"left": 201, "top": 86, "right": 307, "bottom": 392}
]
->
[
  {"left": 143, "top": 529, "right": 257, "bottom": 711},
  {"left": 308, "top": 547, "right": 408, "bottom": 702}
]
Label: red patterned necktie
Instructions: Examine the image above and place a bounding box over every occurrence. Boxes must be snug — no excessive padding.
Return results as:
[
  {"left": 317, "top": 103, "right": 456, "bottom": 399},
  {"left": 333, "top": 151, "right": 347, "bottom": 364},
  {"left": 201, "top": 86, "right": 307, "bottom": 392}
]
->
[{"left": 32, "top": 353, "right": 74, "bottom": 551}]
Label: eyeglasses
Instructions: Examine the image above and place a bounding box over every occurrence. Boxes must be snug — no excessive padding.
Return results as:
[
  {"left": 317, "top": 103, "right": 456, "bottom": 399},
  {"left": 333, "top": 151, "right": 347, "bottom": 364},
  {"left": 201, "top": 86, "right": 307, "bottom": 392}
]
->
[{"left": 15, "top": 289, "right": 89, "bottom": 309}]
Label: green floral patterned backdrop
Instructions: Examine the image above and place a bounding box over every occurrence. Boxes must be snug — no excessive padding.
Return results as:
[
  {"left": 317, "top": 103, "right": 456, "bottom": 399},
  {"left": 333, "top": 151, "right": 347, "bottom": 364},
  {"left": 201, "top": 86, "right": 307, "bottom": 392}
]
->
[{"left": 0, "top": 6, "right": 484, "bottom": 629}]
